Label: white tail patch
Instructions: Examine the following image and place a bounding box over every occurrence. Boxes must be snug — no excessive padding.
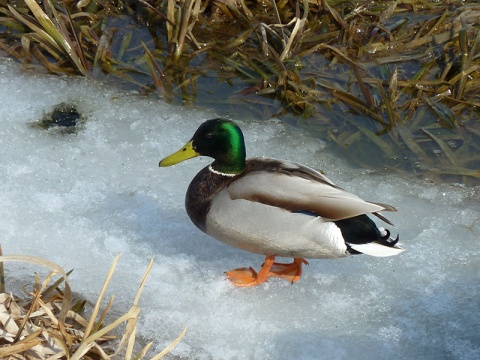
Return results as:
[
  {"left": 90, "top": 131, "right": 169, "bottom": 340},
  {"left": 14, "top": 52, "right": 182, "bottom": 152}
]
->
[{"left": 348, "top": 242, "right": 405, "bottom": 257}]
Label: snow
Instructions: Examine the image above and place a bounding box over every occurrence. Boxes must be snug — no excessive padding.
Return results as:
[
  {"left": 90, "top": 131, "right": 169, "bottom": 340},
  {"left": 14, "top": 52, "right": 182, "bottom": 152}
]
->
[{"left": 1, "top": 59, "right": 479, "bottom": 359}]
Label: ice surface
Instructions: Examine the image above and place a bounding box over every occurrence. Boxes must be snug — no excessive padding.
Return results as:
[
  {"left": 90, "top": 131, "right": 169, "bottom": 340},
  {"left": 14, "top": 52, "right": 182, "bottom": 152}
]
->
[{"left": 0, "top": 59, "right": 479, "bottom": 359}]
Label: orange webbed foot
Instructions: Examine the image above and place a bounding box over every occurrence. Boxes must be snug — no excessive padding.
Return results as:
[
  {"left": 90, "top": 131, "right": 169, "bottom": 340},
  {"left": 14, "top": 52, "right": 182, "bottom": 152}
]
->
[
  {"left": 225, "top": 256, "right": 308, "bottom": 287},
  {"left": 225, "top": 267, "right": 258, "bottom": 286},
  {"left": 269, "top": 258, "right": 308, "bottom": 284},
  {"left": 225, "top": 256, "right": 275, "bottom": 287}
]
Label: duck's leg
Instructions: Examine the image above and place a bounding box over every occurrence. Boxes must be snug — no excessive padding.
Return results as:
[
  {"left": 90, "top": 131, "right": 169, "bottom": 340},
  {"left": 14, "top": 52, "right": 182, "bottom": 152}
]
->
[
  {"left": 225, "top": 255, "right": 275, "bottom": 287},
  {"left": 269, "top": 258, "right": 309, "bottom": 283}
]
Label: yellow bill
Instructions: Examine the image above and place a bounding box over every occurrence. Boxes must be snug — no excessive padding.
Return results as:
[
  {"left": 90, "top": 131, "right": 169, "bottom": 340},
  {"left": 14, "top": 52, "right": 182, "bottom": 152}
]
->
[{"left": 159, "top": 140, "right": 200, "bottom": 167}]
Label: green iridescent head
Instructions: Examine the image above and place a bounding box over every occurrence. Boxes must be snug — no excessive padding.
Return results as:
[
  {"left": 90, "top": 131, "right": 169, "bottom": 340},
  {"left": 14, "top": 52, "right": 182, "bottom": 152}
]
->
[{"left": 159, "top": 119, "right": 246, "bottom": 175}]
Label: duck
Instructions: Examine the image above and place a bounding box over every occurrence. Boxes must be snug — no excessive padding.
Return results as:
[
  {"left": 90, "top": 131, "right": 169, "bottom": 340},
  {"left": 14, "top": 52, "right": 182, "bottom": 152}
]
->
[{"left": 159, "top": 119, "right": 403, "bottom": 287}]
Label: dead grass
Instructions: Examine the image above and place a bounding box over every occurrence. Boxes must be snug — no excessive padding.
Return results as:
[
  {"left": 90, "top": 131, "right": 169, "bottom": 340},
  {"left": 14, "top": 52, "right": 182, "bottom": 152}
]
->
[{"left": 0, "top": 251, "right": 185, "bottom": 359}]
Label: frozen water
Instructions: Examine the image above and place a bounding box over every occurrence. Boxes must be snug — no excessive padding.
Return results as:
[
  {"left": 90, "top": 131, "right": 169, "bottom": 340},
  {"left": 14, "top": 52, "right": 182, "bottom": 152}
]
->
[{"left": 0, "top": 59, "right": 479, "bottom": 359}]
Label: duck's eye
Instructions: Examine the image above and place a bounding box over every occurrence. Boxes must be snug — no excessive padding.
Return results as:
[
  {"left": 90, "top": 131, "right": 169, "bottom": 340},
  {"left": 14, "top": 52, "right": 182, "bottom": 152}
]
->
[{"left": 205, "top": 132, "right": 214, "bottom": 139}]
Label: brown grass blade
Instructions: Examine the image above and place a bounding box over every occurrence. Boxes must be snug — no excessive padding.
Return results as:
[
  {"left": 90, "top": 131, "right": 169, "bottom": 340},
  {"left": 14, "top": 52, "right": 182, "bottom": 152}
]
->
[
  {"left": 23, "top": 0, "right": 88, "bottom": 76},
  {"left": 396, "top": 125, "right": 429, "bottom": 162},
  {"left": 7, "top": 4, "right": 62, "bottom": 53},
  {"left": 134, "top": 341, "right": 153, "bottom": 360},
  {"left": 82, "top": 253, "right": 120, "bottom": 339},
  {"left": 174, "top": 0, "right": 194, "bottom": 59},
  {"left": 456, "top": 28, "right": 468, "bottom": 100},
  {"left": 378, "top": 79, "right": 396, "bottom": 129},
  {"left": 116, "top": 256, "right": 154, "bottom": 356},
  {"left": 353, "top": 66, "right": 374, "bottom": 109},
  {"left": 91, "top": 295, "right": 114, "bottom": 334},
  {"left": 150, "top": 326, "right": 188, "bottom": 360},
  {"left": 332, "top": 91, "right": 389, "bottom": 127},
  {"left": 72, "top": 305, "right": 142, "bottom": 360},
  {"left": 42, "top": 268, "right": 74, "bottom": 299},
  {"left": 422, "top": 128, "right": 457, "bottom": 165},
  {"left": 0, "top": 338, "right": 42, "bottom": 357},
  {"left": 422, "top": 94, "right": 458, "bottom": 129},
  {"left": 322, "top": 0, "right": 348, "bottom": 29},
  {"left": 141, "top": 42, "right": 165, "bottom": 96},
  {"left": 0, "top": 255, "right": 72, "bottom": 323}
]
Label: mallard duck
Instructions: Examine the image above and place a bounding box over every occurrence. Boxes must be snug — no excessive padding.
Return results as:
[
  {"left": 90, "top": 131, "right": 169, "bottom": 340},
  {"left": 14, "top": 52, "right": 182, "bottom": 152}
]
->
[{"left": 159, "top": 119, "right": 403, "bottom": 287}]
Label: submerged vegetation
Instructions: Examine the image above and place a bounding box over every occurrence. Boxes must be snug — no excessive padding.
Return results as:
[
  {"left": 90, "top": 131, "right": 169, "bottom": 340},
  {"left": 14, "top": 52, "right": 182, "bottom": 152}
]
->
[{"left": 0, "top": 0, "right": 479, "bottom": 184}]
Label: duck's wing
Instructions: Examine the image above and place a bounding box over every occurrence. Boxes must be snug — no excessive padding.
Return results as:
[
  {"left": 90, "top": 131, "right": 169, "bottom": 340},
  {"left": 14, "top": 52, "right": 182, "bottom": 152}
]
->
[{"left": 228, "top": 158, "right": 396, "bottom": 221}]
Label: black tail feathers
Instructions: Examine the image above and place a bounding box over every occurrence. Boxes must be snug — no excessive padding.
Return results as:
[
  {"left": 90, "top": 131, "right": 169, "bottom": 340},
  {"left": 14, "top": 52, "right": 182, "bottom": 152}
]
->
[{"left": 378, "top": 229, "right": 400, "bottom": 247}]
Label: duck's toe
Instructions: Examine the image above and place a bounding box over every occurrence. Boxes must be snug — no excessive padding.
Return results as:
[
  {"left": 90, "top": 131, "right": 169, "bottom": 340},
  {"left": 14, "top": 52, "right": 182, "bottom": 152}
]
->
[
  {"left": 269, "top": 258, "right": 308, "bottom": 284},
  {"left": 225, "top": 267, "right": 259, "bottom": 286},
  {"left": 225, "top": 255, "right": 276, "bottom": 287}
]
